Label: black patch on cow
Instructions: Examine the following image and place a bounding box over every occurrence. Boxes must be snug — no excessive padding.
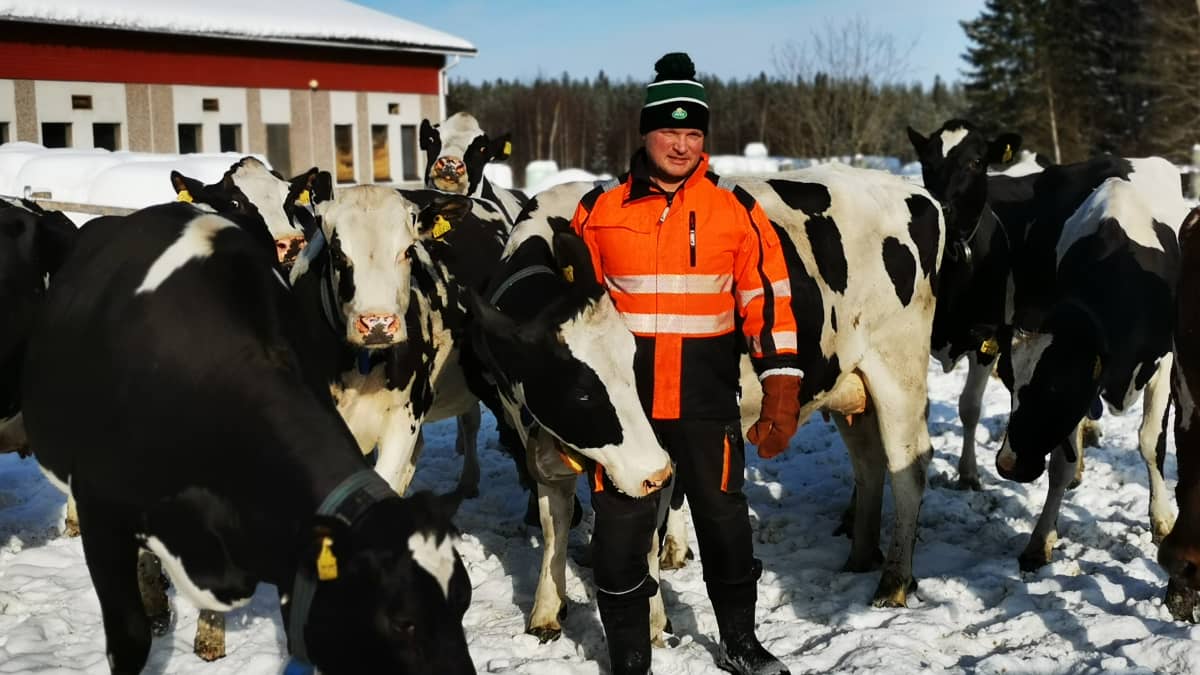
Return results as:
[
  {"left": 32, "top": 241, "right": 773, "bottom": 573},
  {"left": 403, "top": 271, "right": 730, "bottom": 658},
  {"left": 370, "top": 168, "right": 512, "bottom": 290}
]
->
[
  {"left": 770, "top": 221, "right": 838, "bottom": 404},
  {"left": 805, "top": 216, "right": 848, "bottom": 293},
  {"left": 882, "top": 237, "right": 916, "bottom": 306},
  {"left": 830, "top": 306, "right": 838, "bottom": 332},
  {"left": 328, "top": 231, "right": 356, "bottom": 305},
  {"left": 766, "top": 180, "right": 832, "bottom": 215},
  {"left": 547, "top": 216, "right": 571, "bottom": 234},
  {"left": 906, "top": 195, "right": 940, "bottom": 277}
]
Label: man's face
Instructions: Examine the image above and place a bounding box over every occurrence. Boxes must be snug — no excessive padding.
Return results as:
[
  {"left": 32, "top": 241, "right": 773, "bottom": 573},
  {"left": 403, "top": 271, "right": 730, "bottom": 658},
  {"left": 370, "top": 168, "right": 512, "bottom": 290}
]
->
[{"left": 644, "top": 128, "right": 704, "bottom": 184}]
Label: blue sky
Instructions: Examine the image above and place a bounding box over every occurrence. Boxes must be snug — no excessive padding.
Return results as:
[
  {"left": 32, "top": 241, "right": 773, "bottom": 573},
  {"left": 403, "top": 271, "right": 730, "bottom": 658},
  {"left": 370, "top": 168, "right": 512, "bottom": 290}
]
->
[{"left": 365, "top": 0, "right": 987, "bottom": 87}]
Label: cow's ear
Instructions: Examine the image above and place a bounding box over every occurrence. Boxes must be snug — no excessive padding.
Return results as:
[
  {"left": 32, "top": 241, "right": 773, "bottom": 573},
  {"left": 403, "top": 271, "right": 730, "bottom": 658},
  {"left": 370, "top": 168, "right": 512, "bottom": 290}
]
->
[
  {"left": 312, "top": 171, "right": 334, "bottom": 204},
  {"left": 419, "top": 119, "right": 440, "bottom": 153},
  {"left": 34, "top": 210, "right": 78, "bottom": 278},
  {"left": 289, "top": 167, "right": 321, "bottom": 205},
  {"left": 487, "top": 132, "right": 513, "bottom": 162},
  {"left": 422, "top": 193, "right": 473, "bottom": 234},
  {"left": 552, "top": 231, "right": 602, "bottom": 294},
  {"left": 305, "top": 516, "right": 353, "bottom": 583},
  {"left": 906, "top": 126, "right": 929, "bottom": 156},
  {"left": 987, "top": 133, "right": 1022, "bottom": 165},
  {"left": 170, "top": 171, "right": 205, "bottom": 203},
  {"left": 468, "top": 289, "right": 522, "bottom": 339}
]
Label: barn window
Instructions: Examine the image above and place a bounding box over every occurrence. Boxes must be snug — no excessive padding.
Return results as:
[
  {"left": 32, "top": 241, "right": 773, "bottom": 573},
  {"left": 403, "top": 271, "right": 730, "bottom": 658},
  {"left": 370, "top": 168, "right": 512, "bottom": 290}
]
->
[
  {"left": 71, "top": 95, "right": 92, "bottom": 110},
  {"left": 93, "top": 123, "right": 120, "bottom": 151},
  {"left": 334, "top": 124, "right": 355, "bottom": 184},
  {"left": 0, "top": 123, "right": 9, "bottom": 144},
  {"left": 178, "top": 124, "right": 202, "bottom": 154},
  {"left": 372, "top": 125, "right": 391, "bottom": 182},
  {"left": 42, "top": 123, "right": 71, "bottom": 148},
  {"left": 387, "top": 102, "right": 400, "bottom": 115},
  {"left": 400, "top": 124, "right": 418, "bottom": 181},
  {"left": 266, "top": 124, "right": 291, "bottom": 177},
  {"left": 202, "top": 98, "right": 220, "bottom": 112},
  {"left": 219, "top": 124, "right": 242, "bottom": 153}
]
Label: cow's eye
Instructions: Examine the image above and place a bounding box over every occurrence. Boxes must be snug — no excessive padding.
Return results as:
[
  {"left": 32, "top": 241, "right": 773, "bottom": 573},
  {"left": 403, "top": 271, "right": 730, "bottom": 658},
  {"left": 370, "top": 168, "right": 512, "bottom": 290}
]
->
[
  {"left": 390, "top": 619, "right": 416, "bottom": 639},
  {"left": 969, "top": 158, "right": 983, "bottom": 171},
  {"left": 570, "top": 388, "right": 591, "bottom": 404},
  {"left": 230, "top": 199, "right": 241, "bottom": 209}
]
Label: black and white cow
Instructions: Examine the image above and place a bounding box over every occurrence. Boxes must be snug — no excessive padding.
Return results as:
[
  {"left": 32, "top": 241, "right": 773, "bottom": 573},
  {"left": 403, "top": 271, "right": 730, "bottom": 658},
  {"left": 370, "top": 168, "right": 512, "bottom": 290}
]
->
[
  {"left": 909, "top": 119, "right": 1181, "bottom": 497},
  {"left": 995, "top": 177, "right": 1182, "bottom": 570},
  {"left": 170, "top": 156, "right": 330, "bottom": 268},
  {"left": 470, "top": 197, "right": 677, "bottom": 641},
  {"left": 420, "top": 112, "right": 529, "bottom": 224},
  {"left": 22, "top": 201, "right": 473, "bottom": 674},
  {"left": 0, "top": 198, "right": 76, "bottom": 456}
]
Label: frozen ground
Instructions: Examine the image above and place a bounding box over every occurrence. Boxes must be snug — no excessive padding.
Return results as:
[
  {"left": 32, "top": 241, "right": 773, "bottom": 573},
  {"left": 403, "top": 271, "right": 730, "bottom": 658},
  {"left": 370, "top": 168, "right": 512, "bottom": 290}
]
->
[{"left": 2, "top": 358, "right": 1199, "bottom": 674}]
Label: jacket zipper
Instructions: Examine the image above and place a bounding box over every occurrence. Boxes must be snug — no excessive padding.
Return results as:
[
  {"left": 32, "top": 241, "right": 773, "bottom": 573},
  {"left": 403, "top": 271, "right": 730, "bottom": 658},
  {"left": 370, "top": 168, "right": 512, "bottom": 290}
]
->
[{"left": 689, "top": 211, "right": 696, "bottom": 267}]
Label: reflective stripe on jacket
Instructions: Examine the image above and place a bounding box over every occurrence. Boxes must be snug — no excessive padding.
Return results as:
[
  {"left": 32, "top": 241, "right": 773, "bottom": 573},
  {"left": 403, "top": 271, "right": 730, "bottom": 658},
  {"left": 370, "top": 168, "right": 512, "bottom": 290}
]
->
[{"left": 571, "top": 151, "right": 800, "bottom": 420}]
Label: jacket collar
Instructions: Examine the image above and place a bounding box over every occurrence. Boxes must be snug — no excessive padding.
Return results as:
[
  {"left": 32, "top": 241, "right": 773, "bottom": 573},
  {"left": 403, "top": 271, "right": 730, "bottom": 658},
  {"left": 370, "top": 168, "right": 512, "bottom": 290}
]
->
[{"left": 624, "top": 149, "right": 710, "bottom": 203}]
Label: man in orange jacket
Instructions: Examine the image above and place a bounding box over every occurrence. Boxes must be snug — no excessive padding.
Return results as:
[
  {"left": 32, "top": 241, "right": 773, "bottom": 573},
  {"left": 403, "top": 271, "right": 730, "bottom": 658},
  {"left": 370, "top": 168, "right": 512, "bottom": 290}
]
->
[{"left": 570, "top": 52, "right": 800, "bottom": 675}]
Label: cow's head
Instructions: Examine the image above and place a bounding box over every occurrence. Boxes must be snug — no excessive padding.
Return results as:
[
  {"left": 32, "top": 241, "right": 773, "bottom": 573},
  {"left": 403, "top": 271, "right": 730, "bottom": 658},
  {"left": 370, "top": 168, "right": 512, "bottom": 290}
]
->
[
  {"left": 0, "top": 199, "right": 76, "bottom": 369},
  {"left": 302, "top": 491, "right": 473, "bottom": 674},
  {"left": 316, "top": 186, "right": 423, "bottom": 347},
  {"left": 170, "top": 157, "right": 331, "bottom": 268},
  {"left": 420, "top": 113, "right": 512, "bottom": 196},
  {"left": 907, "top": 120, "right": 1021, "bottom": 244},
  {"left": 472, "top": 230, "right": 672, "bottom": 498},
  {"left": 995, "top": 305, "right": 1103, "bottom": 483}
]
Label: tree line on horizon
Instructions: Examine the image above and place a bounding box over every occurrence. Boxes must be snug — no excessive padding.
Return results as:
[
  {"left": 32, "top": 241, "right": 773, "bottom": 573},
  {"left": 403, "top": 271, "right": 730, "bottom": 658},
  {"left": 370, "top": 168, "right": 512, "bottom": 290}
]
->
[{"left": 447, "top": 2, "right": 1199, "bottom": 183}]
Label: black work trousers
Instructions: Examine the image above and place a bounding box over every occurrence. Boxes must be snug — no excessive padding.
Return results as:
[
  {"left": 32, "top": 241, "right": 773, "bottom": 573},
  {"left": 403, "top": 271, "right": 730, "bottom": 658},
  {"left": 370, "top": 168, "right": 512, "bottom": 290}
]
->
[{"left": 590, "top": 417, "right": 758, "bottom": 604}]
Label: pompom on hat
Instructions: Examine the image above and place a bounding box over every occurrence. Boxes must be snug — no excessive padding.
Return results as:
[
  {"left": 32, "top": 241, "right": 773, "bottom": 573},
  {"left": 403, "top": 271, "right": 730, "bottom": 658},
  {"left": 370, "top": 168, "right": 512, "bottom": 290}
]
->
[{"left": 639, "top": 52, "right": 709, "bottom": 135}]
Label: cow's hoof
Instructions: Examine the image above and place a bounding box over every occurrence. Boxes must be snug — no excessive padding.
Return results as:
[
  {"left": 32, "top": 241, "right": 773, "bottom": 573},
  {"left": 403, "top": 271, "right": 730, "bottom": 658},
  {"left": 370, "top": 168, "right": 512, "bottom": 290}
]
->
[
  {"left": 956, "top": 474, "right": 983, "bottom": 491},
  {"left": 64, "top": 518, "right": 81, "bottom": 538},
  {"left": 871, "top": 573, "right": 917, "bottom": 608},
  {"left": 659, "top": 538, "right": 692, "bottom": 571},
  {"left": 1152, "top": 518, "right": 1175, "bottom": 545},
  {"left": 149, "top": 610, "right": 172, "bottom": 637},
  {"left": 194, "top": 610, "right": 226, "bottom": 662},
  {"left": 527, "top": 625, "right": 562, "bottom": 643},
  {"left": 1166, "top": 577, "right": 1200, "bottom": 623},
  {"left": 843, "top": 548, "right": 884, "bottom": 574},
  {"left": 1018, "top": 548, "right": 1052, "bottom": 573},
  {"left": 832, "top": 509, "right": 855, "bottom": 538}
]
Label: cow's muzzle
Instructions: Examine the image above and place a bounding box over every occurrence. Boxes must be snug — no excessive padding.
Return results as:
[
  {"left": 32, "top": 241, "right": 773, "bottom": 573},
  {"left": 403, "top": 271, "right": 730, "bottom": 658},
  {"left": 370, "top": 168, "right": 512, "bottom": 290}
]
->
[
  {"left": 276, "top": 234, "right": 307, "bottom": 268},
  {"left": 356, "top": 313, "right": 401, "bottom": 345},
  {"left": 641, "top": 463, "right": 673, "bottom": 496},
  {"left": 995, "top": 438, "right": 1046, "bottom": 483}
]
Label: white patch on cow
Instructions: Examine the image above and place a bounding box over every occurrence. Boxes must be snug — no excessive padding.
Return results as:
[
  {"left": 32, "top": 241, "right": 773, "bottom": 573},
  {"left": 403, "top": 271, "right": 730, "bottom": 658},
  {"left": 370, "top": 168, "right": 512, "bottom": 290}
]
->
[
  {"left": 1127, "top": 157, "right": 1192, "bottom": 232},
  {"left": 318, "top": 186, "right": 421, "bottom": 346},
  {"left": 1058, "top": 179, "right": 1163, "bottom": 262},
  {"left": 1008, "top": 331, "right": 1054, "bottom": 423},
  {"left": 142, "top": 535, "right": 251, "bottom": 612},
  {"left": 434, "top": 112, "right": 485, "bottom": 168},
  {"left": 407, "top": 531, "right": 459, "bottom": 600},
  {"left": 502, "top": 180, "right": 593, "bottom": 257},
  {"left": 938, "top": 127, "right": 970, "bottom": 157},
  {"left": 1113, "top": 362, "right": 1146, "bottom": 413},
  {"left": 228, "top": 158, "right": 296, "bottom": 240},
  {"left": 136, "top": 214, "right": 236, "bottom": 294},
  {"left": 548, "top": 296, "right": 672, "bottom": 497}
]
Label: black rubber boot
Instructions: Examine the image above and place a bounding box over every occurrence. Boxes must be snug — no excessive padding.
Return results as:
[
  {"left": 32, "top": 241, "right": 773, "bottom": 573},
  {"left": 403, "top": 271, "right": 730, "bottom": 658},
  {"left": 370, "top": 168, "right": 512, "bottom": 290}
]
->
[
  {"left": 709, "top": 581, "right": 789, "bottom": 675},
  {"left": 598, "top": 589, "right": 652, "bottom": 675}
]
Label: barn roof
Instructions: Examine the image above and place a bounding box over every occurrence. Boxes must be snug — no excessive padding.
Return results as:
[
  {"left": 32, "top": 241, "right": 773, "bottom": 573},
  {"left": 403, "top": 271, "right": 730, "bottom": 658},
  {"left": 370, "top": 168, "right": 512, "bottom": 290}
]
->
[{"left": 0, "top": 0, "right": 476, "bottom": 55}]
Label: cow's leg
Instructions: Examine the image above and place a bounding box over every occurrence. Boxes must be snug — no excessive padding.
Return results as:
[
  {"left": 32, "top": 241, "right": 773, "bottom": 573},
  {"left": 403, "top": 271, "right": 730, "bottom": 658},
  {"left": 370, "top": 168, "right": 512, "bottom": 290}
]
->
[
  {"left": 956, "top": 355, "right": 992, "bottom": 491},
  {"left": 659, "top": 500, "right": 693, "bottom": 570},
  {"left": 78, "top": 501, "right": 152, "bottom": 674},
  {"left": 65, "top": 493, "right": 80, "bottom": 537},
  {"left": 1141, "top": 354, "right": 1175, "bottom": 542},
  {"left": 1018, "top": 428, "right": 1081, "bottom": 571},
  {"left": 648, "top": 531, "right": 669, "bottom": 647},
  {"left": 454, "top": 404, "right": 482, "bottom": 499},
  {"left": 136, "top": 550, "right": 171, "bottom": 636},
  {"left": 374, "top": 420, "right": 424, "bottom": 496},
  {"left": 861, "top": 358, "right": 932, "bottom": 608},
  {"left": 527, "top": 478, "right": 574, "bottom": 642},
  {"left": 834, "top": 411, "right": 885, "bottom": 573}
]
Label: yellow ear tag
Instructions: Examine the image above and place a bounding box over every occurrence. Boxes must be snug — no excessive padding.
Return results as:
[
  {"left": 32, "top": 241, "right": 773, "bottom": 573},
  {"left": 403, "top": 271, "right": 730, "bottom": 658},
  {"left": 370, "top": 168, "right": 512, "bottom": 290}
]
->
[
  {"left": 557, "top": 447, "right": 584, "bottom": 474},
  {"left": 297, "top": 189, "right": 311, "bottom": 206},
  {"left": 316, "top": 536, "right": 339, "bottom": 581},
  {"left": 561, "top": 265, "right": 574, "bottom": 283},
  {"left": 431, "top": 214, "right": 452, "bottom": 239},
  {"left": 177, "top": 189, "right": 193, "bottom": 203},
  {"left": 1002, "top": 144, "right": 1013, "bottom": 163},
  {"left": 1093, "top": 356, "right": 1103, "bottom": 381},
  {"left": 979, "top": 338, "right": 999, "bottom": 356},
  {"left": 503, "top": 140, "right": 512, "bottom": 156}
]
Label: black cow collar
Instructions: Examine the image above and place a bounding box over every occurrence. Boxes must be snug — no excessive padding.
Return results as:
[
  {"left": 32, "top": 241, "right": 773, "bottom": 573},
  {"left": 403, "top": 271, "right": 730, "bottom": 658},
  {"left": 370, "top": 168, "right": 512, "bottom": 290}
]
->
[
  {"left": 287, "top": 469, "right": 395, "bottom": 666},
  {"left": 296, "top": 227, "right": 346, "bottom": 335}
]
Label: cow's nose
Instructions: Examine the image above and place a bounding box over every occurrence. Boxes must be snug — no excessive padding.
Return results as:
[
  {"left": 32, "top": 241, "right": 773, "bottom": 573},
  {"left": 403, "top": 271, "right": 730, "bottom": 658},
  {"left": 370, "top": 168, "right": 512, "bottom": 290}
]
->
[
  {"left": 356, "top": 313, "right": 400, "bottom": 340},
  {"left": 434, "top": 157, "right": 464, "bottom": 179},
  {"left": 642, "top": 463, "right": 673, "bottom": 496},
  {"left": 275, "top": 235, "right": 307, "bottom": 266}
]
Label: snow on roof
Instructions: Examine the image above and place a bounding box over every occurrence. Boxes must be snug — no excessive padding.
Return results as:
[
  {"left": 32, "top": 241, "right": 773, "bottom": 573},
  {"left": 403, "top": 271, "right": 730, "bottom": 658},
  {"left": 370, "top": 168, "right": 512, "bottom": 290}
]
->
[{"left": 0, "top": 0, "right": 475, "bottom": 54}]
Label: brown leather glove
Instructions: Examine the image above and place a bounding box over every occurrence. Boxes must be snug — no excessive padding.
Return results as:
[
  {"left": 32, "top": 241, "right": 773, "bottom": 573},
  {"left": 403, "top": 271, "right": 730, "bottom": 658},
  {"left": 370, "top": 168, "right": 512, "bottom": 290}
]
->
[{"left": 747, "top": 374, "right": 802, "bottom": 459}]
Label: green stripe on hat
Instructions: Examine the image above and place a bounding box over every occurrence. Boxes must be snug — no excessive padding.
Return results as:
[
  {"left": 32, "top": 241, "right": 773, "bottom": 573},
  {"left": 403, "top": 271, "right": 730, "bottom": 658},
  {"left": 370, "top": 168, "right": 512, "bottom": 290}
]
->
[{"left": 644, "top": 81, "right": 708, "bottom": 108}]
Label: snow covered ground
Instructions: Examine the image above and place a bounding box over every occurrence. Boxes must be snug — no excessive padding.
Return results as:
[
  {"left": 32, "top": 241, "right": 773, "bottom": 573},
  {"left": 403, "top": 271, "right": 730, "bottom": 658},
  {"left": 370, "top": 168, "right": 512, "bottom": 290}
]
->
[{"left": 2, "top": 357, "right": 1199, "bottom": 673}]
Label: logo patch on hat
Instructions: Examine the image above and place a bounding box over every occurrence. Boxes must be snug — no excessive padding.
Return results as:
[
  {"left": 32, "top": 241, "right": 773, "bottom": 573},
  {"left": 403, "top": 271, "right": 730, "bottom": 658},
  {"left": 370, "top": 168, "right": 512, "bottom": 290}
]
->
[{"left": 671, "top": 107, "right": 688, "bottom": 120}]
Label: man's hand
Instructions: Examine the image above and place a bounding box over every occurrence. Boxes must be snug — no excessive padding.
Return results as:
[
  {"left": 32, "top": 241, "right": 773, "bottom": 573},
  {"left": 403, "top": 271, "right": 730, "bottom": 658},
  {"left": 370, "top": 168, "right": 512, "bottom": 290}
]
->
[{"left": 747, "top": 374, "right": 802, "bottom": 459}]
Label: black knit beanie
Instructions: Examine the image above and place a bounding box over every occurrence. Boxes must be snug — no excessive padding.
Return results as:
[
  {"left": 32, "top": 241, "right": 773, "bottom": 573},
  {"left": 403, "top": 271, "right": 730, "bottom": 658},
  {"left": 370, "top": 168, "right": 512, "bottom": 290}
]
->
[{"left": 639, "top": 52, "right": 709, "bottom": 135}]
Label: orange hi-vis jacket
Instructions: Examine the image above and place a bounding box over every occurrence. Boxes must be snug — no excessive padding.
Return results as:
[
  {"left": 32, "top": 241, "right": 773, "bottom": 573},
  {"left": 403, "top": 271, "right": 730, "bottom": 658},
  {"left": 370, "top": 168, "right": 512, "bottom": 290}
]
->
[{"left": 571, "top": 151, "right": 801, "bottom": 421}]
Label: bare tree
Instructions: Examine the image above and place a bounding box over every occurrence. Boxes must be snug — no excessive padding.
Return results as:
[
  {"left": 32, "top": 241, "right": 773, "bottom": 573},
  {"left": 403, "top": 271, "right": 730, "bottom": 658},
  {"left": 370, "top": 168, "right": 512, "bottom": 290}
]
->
[{"left": 771, "top": 17, "right": 915, "bottom": 158}]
